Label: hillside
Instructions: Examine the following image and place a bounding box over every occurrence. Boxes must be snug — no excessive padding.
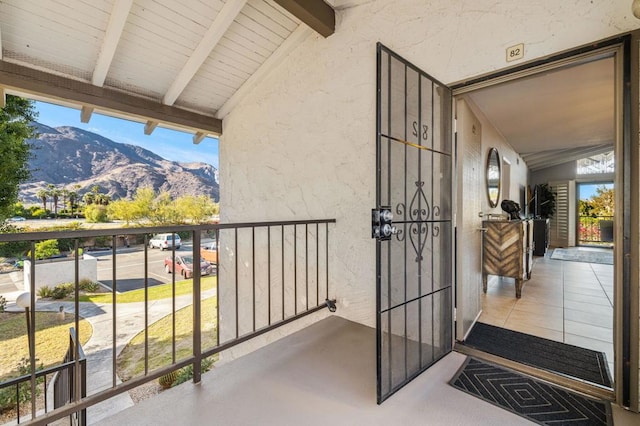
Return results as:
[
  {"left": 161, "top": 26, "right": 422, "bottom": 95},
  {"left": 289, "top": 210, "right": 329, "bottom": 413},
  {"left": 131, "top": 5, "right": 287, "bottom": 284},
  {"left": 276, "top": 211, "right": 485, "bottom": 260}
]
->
[{"left": 20, "top": 123, "right": 219, "bottom": 204}]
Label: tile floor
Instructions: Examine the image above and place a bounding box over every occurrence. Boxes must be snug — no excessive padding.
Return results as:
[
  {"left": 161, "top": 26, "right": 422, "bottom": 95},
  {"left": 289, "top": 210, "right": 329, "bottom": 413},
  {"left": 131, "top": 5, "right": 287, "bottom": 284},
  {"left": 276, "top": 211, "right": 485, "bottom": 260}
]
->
[{"left": 479, "top": 247, "right": 615, "bottom": 377}]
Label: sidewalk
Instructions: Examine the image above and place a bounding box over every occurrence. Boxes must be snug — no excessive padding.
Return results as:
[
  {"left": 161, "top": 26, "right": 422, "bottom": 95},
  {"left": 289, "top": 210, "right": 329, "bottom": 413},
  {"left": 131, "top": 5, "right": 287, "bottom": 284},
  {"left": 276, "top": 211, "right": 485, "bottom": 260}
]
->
[{"left": 5, "top": 288, "right": 216, "bottom": 424}]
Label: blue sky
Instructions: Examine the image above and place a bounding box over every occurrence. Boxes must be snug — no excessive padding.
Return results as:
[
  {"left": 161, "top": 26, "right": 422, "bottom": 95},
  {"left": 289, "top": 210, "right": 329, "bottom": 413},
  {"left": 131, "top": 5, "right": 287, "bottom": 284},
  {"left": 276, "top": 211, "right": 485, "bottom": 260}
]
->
[
  {"left": 34, "top": 101, "right": 219, "bottom": 168},
  {"left": 579, "top": 183, "right": 613, "bottom": 200}
]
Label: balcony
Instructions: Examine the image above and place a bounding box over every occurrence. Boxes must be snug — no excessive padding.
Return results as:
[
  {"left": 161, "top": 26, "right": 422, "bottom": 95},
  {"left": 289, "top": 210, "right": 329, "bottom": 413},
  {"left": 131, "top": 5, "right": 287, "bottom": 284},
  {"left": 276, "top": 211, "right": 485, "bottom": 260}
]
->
[
  {"left": 578, "top": 215, "right": 614, "bottom": 247},
  {"left": 1, "top": 220, "right": 638, "bottom": 426},
  {"left": 0, "top": 219, "right": 335, "bottom": 425}
]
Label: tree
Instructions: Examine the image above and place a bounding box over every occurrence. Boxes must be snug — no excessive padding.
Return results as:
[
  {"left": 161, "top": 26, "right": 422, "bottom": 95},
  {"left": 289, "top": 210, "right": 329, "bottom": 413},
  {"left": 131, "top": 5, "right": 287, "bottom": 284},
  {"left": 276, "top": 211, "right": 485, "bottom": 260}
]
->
[
  {"left": 36, "top": 189, "right": 48, "bottom": 212},
  {"left": 51, "top": 187, "right": 61, "bottom": 217},
  {"left": 0, "top": 95, "right": 37, "bottom": 220},
  {"left": 590, "top": 186, "right": 614, "bottom": 217}
]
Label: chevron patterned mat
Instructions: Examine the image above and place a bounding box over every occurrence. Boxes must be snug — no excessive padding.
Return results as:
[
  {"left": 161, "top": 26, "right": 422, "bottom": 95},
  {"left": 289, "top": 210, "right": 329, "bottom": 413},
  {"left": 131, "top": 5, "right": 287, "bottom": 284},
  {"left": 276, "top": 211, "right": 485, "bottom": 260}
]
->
[{"left": 450, "top": 358, "right": 612, "bottom": 425}]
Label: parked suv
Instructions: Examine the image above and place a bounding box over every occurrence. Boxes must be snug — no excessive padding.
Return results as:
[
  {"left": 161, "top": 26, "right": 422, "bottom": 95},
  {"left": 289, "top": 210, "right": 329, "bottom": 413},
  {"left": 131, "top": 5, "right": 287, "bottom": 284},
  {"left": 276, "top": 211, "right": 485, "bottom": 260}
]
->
[{"left": 148, "top": 233, "right": 181, "bottom": 250}]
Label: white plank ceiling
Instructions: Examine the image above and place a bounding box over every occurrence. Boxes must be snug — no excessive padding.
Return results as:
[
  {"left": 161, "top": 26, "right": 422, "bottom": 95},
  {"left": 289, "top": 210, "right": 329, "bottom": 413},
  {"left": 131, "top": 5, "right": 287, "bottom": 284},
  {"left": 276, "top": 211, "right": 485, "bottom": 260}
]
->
[{"left": 0, "top": 0, "right": 320, "bottom": 137}]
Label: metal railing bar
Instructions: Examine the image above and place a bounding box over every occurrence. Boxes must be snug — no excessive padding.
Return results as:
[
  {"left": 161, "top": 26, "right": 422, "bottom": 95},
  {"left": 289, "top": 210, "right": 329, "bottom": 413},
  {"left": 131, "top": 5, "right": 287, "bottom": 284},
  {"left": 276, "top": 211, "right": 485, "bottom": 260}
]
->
[
  {"left": 0, "top": 361, "right": 83, "bottom": 390},
  {"left": 267, "top": 226, "right": 271, "bottom": 326},
  {"left": 24, "top": 357, "right": 196, "bottom": 426},
  {"left": 305, "top": 224, "right": 309, "bottom": 311},
  {"left": 192, "top": 230, "right": 202, "bottom": 384},
  {"left": 281, "top": 225, "right": 285, "bottom": 321},
  {"left": 0, "top": 220, "right": 337, "bottom": 243},
  {"left": 252, "top": 227, "right": 256, "bottom": 332},
  {"left": 326, "top": 224, "right": 330, "bottom": 301},
  {"left": 379, "top": 286, "right": 451, "bottom": 315},
  {"left": 203, "top": 299, "right": 337, "bottom": 360},
  {"left": 111, "top": 236, "right": 117, "bottom": 388},
  {"left": 29, "top": 240, "right": 36, "bottom": 421},
  {"left": 144, "top": 236, "right": 149, "bottom": 376},
  {"left": 235, "top": 228, "right": 239, "bottom": 339},
  {"left": 73, "top": 240, "right": 80, "bottom": 406},
  {"left": 294, "top": 225, "right": 297, "bottom": 315},
  {"left": 215, "top": 228, "right": 220, "bottom": 347},
  {"left": 316, "top": 223, "right": 319, "bottom": 306},
  {"left": 172, "top": 233, "right": 176, "bottom": 364}
]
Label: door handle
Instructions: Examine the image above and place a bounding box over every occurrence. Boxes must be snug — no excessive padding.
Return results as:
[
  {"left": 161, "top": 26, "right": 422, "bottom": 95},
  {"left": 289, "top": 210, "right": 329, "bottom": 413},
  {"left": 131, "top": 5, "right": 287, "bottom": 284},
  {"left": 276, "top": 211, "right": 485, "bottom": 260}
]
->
[{"left": 372, "top": 207, "right": 394, "bottom": 241}]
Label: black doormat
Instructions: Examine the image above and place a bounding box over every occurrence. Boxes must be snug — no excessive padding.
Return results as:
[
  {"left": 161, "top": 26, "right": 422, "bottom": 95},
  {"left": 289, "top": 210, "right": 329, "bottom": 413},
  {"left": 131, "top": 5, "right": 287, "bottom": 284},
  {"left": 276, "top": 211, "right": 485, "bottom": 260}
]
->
[
  {"left": 450, "top": 358, "right": 612, "bottom": 426},
  {"left": 463, "top": 322, "right": 612, "bottom": 387}
]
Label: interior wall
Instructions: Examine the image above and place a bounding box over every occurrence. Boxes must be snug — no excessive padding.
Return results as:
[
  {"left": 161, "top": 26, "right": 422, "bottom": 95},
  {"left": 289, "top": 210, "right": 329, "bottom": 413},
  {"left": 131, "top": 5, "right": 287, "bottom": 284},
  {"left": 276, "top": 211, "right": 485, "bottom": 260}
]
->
[
  {"left": 218, "top": 0, "right": 639, "bottom": 359},
  {"left": 463, "top": 98, "right": 529, "bottom": 215}
]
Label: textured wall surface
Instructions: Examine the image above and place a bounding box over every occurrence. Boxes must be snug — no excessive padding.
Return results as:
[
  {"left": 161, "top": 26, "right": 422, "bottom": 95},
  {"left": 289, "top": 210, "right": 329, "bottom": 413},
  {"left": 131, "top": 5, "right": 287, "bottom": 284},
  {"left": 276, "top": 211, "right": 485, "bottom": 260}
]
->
[{"left": 217, "top": 0, "right": 640, "bottom": 361}]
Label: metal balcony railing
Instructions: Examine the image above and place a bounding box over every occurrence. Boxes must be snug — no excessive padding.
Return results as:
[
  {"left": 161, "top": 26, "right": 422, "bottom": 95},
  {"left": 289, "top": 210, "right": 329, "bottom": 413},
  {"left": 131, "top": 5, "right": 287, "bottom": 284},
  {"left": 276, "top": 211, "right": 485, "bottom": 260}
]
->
[
  {"left": 0, "top": 219, "right": 336, "bottom": 425},
  {"left": 578, "top": 215, "right": 614, "bottom": 245},
  {"left": 0, "top": 328, "right": 86, "bottom": 424}
]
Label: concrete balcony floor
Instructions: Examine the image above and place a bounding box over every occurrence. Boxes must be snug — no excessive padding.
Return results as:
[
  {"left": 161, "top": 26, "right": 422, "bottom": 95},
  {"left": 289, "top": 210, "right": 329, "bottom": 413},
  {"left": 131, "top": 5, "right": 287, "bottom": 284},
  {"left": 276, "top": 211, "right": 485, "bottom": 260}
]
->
[{"left": 96, "top": 316, "right": 639, "bottom": 426}]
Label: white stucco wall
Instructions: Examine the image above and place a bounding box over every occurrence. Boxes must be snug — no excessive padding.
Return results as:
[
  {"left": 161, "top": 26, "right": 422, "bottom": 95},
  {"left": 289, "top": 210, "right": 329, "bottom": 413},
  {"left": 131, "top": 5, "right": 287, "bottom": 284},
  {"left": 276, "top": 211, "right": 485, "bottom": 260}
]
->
[{"left": 218, "top": 0, "right": 640, "bottom": 360}]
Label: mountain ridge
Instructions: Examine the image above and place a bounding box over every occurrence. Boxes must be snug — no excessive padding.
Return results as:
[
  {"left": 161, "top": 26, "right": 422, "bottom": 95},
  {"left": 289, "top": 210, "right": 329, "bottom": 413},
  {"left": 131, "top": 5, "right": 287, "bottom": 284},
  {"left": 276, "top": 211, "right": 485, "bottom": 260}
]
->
[{"left": 19, "top": 123, "right": 219, "bottom": 204}]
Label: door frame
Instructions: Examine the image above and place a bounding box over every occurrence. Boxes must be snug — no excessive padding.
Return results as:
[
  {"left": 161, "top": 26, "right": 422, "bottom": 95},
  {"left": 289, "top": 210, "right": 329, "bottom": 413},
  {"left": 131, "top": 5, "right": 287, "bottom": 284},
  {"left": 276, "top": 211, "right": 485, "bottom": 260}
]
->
[{"left": 449, "top": 32, "right": 639, "bottom": 411}]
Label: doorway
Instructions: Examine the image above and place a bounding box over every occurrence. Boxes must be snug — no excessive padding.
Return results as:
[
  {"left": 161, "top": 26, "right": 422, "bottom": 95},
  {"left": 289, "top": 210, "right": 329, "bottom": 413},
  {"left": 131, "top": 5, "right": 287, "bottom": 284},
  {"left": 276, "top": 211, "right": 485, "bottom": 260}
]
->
[
  {"left": 578, "top": 181, "right": 614, "bottom": 248},
  {"left": 451, "top": 35, "right": 633, "bottom": 408}
]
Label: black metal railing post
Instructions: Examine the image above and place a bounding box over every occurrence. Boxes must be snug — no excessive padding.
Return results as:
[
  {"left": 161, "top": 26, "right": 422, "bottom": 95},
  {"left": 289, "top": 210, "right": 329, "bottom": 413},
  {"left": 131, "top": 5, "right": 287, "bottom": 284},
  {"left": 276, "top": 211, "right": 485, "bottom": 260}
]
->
[{"left": 192, "top": 230, "right": 202, "bottom": 384}]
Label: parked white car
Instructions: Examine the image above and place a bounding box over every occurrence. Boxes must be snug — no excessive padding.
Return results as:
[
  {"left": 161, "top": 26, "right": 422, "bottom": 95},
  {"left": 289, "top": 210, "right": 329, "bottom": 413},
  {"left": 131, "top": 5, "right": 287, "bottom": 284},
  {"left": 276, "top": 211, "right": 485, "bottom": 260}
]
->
[{"left": 148, "top": 233, "right": 181, "bottom": 250}]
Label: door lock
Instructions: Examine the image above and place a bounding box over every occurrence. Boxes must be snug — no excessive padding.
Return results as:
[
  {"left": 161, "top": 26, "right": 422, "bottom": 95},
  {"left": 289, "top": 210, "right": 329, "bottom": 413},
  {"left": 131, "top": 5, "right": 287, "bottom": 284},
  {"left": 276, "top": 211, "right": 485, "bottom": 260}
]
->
[{"left": 372, "top": 207, "right": 396, "bottom": 241}]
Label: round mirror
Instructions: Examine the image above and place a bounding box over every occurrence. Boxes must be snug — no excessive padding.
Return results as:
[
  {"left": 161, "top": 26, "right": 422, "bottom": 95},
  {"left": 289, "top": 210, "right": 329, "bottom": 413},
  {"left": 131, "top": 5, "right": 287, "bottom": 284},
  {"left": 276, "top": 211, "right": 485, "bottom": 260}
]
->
[{"left": 486, "top": 148, "right": 501, "bottom": 208}]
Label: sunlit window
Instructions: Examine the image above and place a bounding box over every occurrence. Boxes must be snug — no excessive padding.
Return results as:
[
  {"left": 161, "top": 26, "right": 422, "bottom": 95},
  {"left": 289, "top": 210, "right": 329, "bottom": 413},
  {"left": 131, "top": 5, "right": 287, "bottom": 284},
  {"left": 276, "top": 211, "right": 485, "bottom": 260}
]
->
[{"left": 577, "top": 151, "right": 614, "bottom": 175}]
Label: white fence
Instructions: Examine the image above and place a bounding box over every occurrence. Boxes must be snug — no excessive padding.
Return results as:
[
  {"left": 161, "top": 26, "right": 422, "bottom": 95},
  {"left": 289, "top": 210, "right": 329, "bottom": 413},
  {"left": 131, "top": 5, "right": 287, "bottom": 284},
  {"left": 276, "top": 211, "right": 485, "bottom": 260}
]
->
[{"left": 23, "top": 254, "right": 98, "bottom": 291}]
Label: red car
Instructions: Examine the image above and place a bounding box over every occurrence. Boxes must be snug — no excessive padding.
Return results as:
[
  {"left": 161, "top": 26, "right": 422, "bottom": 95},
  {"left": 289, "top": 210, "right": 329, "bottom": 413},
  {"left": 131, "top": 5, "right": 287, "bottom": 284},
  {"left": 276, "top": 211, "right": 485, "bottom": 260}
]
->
[{"left": 164, "top": 255, "right": 215, "bottom": 278}]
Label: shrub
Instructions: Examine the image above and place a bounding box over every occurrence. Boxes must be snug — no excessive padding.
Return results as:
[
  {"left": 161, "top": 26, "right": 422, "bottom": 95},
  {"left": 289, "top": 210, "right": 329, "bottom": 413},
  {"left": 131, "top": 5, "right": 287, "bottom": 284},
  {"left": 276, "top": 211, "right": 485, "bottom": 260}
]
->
[
  {"left": 51, "top": 286, "right": 70, "bottom": 300},
  {"left": 79, "top": 279, "right": 99, "bottom": 293},
  {"left": 32, "top": 239, "right": 60, "bottom": 260},
  {"left": 0, "top": 295, "right": 6, "bottom": 313},
  {"left": 37, "top": 286, "right": 53, "bottom": 298},
  {"left": 0, "top": 358, "right": 43, "bottom": 413},
  {"left": 173, "top": 357, "right": 214, "bottom": 387},
  {"left": 31, "top": 208, "right": 48, "bottom": 219},
  {"left": 84, "top": 205, "right": 108, "bottom": 223}
]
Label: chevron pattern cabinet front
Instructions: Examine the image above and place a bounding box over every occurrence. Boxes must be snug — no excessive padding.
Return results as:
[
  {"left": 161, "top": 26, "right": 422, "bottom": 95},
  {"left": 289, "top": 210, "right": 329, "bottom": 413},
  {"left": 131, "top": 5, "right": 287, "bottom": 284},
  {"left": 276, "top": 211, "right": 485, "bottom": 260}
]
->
[{"left": 482, "top": 220, "right": 532, "bottom": 298}]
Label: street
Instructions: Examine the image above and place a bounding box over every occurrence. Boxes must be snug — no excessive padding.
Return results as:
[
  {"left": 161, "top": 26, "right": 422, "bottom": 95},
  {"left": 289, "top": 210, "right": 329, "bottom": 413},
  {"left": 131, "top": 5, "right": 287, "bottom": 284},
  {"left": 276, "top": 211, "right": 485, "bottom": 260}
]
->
[
  {"left": 0, "top": 243, "right": 200, "bottom": 295},
  {"left": 91, "top": 244, "right": 196, "bottom": 292}
]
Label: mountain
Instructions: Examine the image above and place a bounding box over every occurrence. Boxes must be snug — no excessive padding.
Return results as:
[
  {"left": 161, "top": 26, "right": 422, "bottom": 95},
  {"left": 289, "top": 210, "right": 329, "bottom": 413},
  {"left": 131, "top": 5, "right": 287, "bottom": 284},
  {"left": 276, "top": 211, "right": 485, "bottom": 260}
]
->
[{"left": 19, "top": 123, "right": 219, "bottom": 204}]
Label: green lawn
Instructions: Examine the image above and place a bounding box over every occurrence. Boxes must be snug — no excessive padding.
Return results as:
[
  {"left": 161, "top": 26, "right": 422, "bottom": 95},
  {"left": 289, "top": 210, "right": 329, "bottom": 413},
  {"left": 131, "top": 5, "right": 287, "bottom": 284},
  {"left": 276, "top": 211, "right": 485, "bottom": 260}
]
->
[
  {"left": 116, "top": 297, "right": 217, "bottom": 381},
  {"left": 80, "top": 276, "right": 216, "bottom": 303},
  {"left": 0, "top": 312, "right": 92, "bottom": 380}
]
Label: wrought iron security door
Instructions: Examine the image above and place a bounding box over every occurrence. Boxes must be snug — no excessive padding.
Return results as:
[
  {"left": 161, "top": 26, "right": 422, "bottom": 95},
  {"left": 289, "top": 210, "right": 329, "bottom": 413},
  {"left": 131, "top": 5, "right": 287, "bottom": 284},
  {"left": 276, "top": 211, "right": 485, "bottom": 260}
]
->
[{"left": 374, "top": 43, "right": 453, "bottom": 404}]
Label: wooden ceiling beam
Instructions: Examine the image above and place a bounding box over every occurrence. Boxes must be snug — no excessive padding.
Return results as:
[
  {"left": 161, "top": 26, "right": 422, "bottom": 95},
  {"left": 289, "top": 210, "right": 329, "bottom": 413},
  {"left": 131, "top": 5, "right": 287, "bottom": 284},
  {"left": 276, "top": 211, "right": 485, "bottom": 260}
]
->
[
  {"left": 273, "top": 0, "right": 335, "bottom": 38},
  {"left": 92, "top": 0, "right": 133, "bottom": 86},
  {"left": 80, "top": 105, "right": 94, "bottom": 123},
  {"left": 163, "top": 0, "right": 247, "bottom": 106},
  {"left": 144, "top": 120, "right": 158, "bottom": 135},
  {"left": 193, "top": 132, "right": 206, "bottom": 144},
  {"left": 0, "top": 59, "right": 222, "bottom": 135}
]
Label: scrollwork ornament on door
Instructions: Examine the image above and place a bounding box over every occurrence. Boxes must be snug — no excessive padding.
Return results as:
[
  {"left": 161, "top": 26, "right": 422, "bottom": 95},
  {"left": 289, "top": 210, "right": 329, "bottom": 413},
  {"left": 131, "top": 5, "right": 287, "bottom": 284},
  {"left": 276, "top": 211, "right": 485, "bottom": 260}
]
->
[
  {"left": 409, "top": 222, "right": 428, "bottom": 262},
  {"left": 409, "top": 181, "right": 430, "bottom": 221}
]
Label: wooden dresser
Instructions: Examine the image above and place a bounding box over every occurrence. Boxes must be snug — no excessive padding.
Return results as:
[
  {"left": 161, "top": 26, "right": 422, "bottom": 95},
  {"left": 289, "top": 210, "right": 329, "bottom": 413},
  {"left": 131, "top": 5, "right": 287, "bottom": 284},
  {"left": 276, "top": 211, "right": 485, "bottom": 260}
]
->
[{"left": 482, "top": 219, "right": 533, "bottom": 298}]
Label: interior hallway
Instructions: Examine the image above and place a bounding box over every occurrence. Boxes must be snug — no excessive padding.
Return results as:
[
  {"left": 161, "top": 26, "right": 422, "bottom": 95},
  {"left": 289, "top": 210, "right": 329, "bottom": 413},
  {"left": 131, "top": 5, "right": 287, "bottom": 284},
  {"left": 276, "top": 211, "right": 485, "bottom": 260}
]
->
[{"left": 479, "top": 248, "right": 614, "bottom": 376}]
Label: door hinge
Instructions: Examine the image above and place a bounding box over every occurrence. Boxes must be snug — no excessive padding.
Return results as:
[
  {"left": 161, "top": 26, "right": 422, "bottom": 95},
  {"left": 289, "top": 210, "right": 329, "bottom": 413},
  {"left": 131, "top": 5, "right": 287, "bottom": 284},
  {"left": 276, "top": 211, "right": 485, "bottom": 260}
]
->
[
  {"left": 454, "top": 308, "right": 457, "bottom": 321},
  {"left": 453, "top": 118, "right": 457, "bottom": 134}
]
